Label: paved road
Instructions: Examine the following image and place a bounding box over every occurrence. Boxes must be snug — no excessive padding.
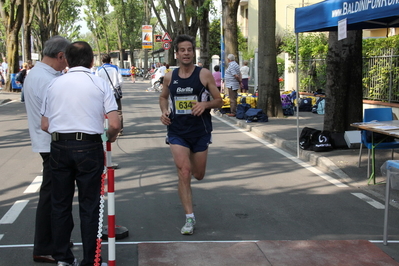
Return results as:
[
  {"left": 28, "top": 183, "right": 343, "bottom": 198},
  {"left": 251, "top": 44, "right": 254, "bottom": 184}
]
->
[{"left": 1, "top": 80, "right": 399, "bottom": 265}]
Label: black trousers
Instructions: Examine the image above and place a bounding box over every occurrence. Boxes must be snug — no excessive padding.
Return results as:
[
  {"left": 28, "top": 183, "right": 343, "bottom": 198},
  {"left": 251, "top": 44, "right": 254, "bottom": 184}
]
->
[
  {"left": 50, "top": 140, "right": 104, "bottom": 265},
  {"left": 33, "top": 153, "right": 53, "bottom": 255}
]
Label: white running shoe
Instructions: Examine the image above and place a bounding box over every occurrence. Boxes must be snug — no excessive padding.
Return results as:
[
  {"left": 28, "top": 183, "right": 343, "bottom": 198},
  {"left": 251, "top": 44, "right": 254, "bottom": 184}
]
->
[{"left": 181, "top": 217, "right": 196, "bottom": 235}]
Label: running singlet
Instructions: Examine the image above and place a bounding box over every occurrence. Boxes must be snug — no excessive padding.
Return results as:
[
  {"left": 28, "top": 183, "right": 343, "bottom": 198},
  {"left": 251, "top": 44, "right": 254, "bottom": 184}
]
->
[{"left": 167, "top": 66, "right": 212, "bottom": 138}]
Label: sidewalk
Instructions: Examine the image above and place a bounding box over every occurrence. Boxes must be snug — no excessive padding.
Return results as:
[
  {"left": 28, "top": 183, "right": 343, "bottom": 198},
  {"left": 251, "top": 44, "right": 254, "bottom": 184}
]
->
[
  {"left": 2, "top": 89, "right": 399, "bottom": 265},
  {"left": 217, "top": 110, "right": 399, "bottom": 205}
]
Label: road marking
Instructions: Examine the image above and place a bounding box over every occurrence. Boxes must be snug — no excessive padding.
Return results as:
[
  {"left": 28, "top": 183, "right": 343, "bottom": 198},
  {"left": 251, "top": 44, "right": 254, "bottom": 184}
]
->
[
  {"left": 24, "top": 176, "right": 42, "bottom": 193},
  {"left": 351, "top": 193, "right": 385, "bottom": 209},
  {"left": 0, "top": 235, "right": 3, "bottom": 241},
  {"left": 0, "top": 200, "right": 29, "bottom": 224},
  {"left": 214, "top": 116, "right": 348, "bottom": 188},
  {"left": 0, "top": 240, "right": 395, "bottom": 248}
]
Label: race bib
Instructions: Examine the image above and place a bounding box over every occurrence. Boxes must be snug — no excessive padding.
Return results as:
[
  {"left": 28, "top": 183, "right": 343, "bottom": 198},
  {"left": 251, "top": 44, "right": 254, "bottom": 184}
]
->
[{"left": 175, "top": 95, "right": 197, "bottom": 115}]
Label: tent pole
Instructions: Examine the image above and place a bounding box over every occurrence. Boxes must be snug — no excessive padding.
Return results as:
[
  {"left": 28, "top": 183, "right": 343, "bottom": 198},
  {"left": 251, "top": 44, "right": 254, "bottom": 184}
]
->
[{"left": 296, "top": 33, "right": 300, "bottom": 158}]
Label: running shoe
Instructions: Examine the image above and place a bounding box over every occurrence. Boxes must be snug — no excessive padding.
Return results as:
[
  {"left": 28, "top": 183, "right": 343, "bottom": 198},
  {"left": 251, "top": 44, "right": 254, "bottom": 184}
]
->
[{"left": 181, "top": 217, "right": 196, "bottom": 235}]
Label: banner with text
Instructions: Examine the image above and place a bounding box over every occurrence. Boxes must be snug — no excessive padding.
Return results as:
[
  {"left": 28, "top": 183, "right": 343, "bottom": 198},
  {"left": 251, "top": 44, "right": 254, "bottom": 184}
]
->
[{"left": 142, "top": 25, "right": 153, "bottom": 49}]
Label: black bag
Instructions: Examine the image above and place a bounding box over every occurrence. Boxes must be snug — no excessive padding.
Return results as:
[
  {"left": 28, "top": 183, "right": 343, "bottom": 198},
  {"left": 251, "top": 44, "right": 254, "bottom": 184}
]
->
[
  {"left": 102, "top": 66, "right": 123, "bottom": 99},
  {"left": 245, "top": 108, "right": 268, "bottom": 122},
  {"left": 15, "top": 69, "right": 26, "bottom": 84},
  {"left": 298, "top": 97, "right": 313, "bottom": 112},
  {"left": 311, "top": 130, "right": 333, "bottom": 152},
  {"left": 299, "top": 127, "right": 333, "bottom": 152},
  {"left": 236, "top": 104, "right": 251, "bottom": 119},
  {"left": 299, "top": 127, "right": 320, "bottom": 150},
  {"left": 114, "top": 86, "right": 123, "bottom": 100}
]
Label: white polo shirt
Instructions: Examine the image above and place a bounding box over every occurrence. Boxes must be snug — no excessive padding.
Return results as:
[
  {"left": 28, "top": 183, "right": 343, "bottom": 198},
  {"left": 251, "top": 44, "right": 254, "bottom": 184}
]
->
[
  {"left": 41, "top": 67, "right": 118, "bottom": 134},
  {"left": 24, "top": 61, "right": 61, "bottom": 153}
]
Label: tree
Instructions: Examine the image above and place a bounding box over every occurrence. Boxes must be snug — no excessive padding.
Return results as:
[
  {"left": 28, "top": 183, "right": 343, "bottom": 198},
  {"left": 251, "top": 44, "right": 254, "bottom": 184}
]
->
[
  {"left": 84, "top": 0, "right": 109, "bottom": 65},
  {"left": 22, "top": 0, "right": 38, "bottom": 62},
  {"left": 35, "top": 0, "right": 64, "bottom": 51},
  {"left": 0, "top": 0, "right": 24, "bottom": 91},
  {"left": 149, "top": 0, "right": 200, "bottom": 65},
  {"left": 195, "top": 0, "right": 211, "bottom": 68},
  {"left": 324, "top": 30, "right": 363, "bottom": 132},
  {"left": 209, "top": 19, "right": 221, "bottom": 60},
  {"left": 221, "top": 0, "right": 239, "bottom": 62},
  {"left": 257, "top": 0, "right": 282, "bottom": 117}
]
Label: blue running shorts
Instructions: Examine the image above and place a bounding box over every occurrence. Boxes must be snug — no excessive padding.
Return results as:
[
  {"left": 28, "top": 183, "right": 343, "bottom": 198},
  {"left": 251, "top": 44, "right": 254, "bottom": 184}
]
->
[{"left": 166, "top": 133, "right": 212, "bottom": 153}]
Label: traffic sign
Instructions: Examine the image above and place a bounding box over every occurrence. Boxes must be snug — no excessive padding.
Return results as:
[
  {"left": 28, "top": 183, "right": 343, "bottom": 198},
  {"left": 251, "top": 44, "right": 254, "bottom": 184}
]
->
[
  {"left": 162, "top": 32, "right": 172, "bottom": 42},
  {"left": 155, "top": 35, "right": 162, "bottom": 42},
  {"left": 163, "top": 42, "right": 171, "bottom": 50}
]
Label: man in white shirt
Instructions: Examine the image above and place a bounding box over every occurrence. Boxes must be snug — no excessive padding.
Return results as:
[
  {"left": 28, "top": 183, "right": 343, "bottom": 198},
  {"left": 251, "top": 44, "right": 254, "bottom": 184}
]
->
[
  {"left": 24, "top": 35, "right": 71, "bottom": 264},
  {"left": 96, "top": 54, "right": 124, "bottom": 135},
  {"left": 41, "top": 41, "right": 120, "bottom": 266},
  {"left": 225, "top": 54, "right": 242, "bottom": 117},
  {"left": 1, "top": 57, "right": 8, "bottom": 81}
]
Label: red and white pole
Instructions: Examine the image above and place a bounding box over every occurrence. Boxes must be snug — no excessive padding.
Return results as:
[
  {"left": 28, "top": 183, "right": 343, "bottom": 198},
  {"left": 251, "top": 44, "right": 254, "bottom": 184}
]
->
[{"left": 106, "top": 141, "right": 116, "bottom": 266}]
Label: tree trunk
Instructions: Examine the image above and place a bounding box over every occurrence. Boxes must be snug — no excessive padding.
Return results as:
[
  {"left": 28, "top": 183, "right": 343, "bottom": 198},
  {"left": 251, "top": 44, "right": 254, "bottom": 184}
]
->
[
  {"left": 0, "top": 0, "right": 24, "bottom": 91},
  {"left": 324, "top": 31, "right": 363, "bottom": 132},
  {"left": 221, "top": 0, "right": 240, "bottom": 64},
  {"left": 198, "top": 1, "right": 210, "bottom": 68},
  {"left": 257, "top": 0, "right": 283, "bottom": 117}
]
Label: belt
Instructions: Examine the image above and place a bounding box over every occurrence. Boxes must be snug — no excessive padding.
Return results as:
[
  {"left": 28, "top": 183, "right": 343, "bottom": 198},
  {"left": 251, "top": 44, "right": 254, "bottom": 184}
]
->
[{"left": 51, "top": 132, "right": 102, "bottom": 142}]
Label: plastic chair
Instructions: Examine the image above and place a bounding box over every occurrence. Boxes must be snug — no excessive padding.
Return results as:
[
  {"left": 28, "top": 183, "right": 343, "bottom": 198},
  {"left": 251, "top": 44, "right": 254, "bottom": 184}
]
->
[{"left": 358, "top": 108, "right": 399, "bottom": 184}]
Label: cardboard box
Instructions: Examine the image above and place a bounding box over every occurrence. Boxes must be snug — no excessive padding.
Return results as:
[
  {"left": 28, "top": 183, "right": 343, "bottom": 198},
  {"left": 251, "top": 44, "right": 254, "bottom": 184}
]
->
[{"left": 344, "top": 130, "right": 361, "bottom": 149}]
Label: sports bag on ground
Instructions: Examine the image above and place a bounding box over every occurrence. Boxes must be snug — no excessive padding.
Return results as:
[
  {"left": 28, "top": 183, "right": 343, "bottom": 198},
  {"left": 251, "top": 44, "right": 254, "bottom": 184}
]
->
[
  {"left": 245, "top": 108, "right": 268, "bottom": 122},
  {"left": 299, "top": 127, "right": 333, "bottom": 152},
  {"left": 298, "top": 97, "right": 313, "bottom": 112},
  {"left": 236, "top": 104, "right": 251, "bottom": 119}
]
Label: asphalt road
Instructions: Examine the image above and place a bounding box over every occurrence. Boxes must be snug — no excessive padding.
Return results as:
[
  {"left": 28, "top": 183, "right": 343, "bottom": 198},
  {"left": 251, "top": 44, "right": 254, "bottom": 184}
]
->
[{"left": 1, "top": 80, "right": 399, "bottom": 265}]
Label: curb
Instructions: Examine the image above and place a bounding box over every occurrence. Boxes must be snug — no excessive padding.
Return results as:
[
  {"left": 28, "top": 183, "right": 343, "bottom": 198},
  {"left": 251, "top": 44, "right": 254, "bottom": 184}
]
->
[{"left": 218, "top": 113, "right": 357, "bottom": 185}]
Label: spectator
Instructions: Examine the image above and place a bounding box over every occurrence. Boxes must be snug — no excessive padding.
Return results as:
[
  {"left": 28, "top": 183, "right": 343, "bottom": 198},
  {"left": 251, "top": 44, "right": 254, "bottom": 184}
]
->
[
  {"left": 212, "top": 65, "right": 222, "bottom": 92},
  {"left": 96, "top": 54, "right": 124, "bottom": 136},
  {"left": 240, "top": 60, "right": 250, "bottom": 93},
  {"left": 225, "top": 54, "right": 242, "bottom": 117},
  {"left": 24, "top": 35, "right": 71, "bottom": 264},
  {"left": 18, "top": 62, "right": 30, "bottom": 103},
  {"left": 1, "top": 57, "right": 8, "bottom": 81},
  {"left": 41, "top": 41, "right": 120, "bottom": 266}
]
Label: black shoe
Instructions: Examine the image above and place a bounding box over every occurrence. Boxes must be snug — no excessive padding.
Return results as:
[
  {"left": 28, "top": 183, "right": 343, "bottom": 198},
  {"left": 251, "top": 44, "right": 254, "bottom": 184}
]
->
[{"left": 33, "top": 255, "right": 56, "bottom": 263}]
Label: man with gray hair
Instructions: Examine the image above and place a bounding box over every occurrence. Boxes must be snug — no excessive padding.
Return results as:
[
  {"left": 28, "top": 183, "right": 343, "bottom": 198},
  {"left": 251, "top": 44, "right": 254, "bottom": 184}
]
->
[
  {"left": 24, "top": 35, "right": 71, "bottom": 264},
  {"left": 225, "top": 53, "right": 242, "bottom": 117}
]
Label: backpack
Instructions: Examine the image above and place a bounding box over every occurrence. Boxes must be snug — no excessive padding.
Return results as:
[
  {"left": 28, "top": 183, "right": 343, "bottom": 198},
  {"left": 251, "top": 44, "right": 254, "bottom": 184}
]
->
[
  {"left": 236, "top": 104, "right": 251, "bottom": 119},
  {"left": 245, "top": 108, "right": 268, "bottom": 123},
  {"left": 299, "top": 127, "right": 333, "bottom": 152},
  {"left": 15, "top": 70, "right": 26, "bottom": 84},
  {"left": 281, "top": 94, "right": 294, "bottom": 116},
  {"left": 298, "top": 97, "right": 313, "bottom": 112}
]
